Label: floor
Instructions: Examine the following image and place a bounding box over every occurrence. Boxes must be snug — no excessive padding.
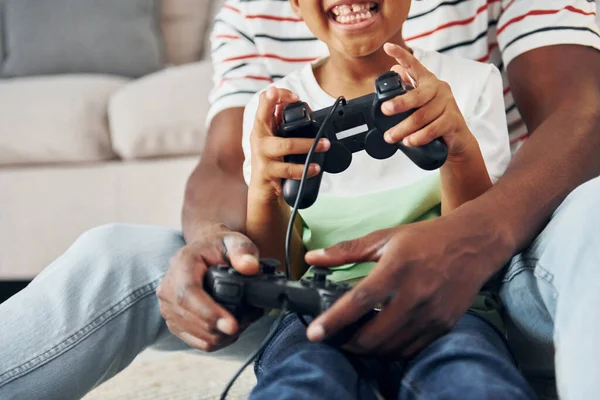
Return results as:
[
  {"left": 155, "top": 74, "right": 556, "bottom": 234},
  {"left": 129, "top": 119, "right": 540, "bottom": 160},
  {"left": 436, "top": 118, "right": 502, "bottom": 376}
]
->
[
  {"left": 2, "top": 282, "right": 256, "bottom": 399},
  {"left": 83, "top": 349, "right": 255, "bottom": 400}
]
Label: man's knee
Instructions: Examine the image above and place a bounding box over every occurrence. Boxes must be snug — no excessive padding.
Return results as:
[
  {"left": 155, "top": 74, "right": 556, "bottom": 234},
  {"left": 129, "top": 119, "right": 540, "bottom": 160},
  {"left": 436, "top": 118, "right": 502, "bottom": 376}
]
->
[
  {"left": 551, "top": 176, "right": 600, "bottom": 230},
  {"left": 58, "top": 223, "right": 184, "bottom": 282}
]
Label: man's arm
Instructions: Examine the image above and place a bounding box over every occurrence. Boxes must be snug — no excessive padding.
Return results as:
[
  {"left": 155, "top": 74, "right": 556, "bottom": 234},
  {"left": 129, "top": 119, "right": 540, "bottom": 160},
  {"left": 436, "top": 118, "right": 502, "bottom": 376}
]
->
[
  {"left": 302, "top": 44, "right": 600, "bottom": 357},
  {"left": 487, "top": 44, "right": 600, "bottom": 253},
  {"left": 182, "top": 107, "right": 248, "bottom": 243}
]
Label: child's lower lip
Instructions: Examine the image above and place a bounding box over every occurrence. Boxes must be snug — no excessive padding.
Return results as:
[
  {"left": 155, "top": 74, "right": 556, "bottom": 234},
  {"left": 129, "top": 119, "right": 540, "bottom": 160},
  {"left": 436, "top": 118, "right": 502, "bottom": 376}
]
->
[{"left": 329, "top": 10, "right": 380, "bottom": 31}]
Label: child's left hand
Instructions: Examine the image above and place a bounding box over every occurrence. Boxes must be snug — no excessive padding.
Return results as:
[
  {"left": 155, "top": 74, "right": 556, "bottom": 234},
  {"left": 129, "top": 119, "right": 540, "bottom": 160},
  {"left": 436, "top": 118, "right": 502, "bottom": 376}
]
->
[{"left": 381, "top": 43, "right": 478, "bottom": 161}]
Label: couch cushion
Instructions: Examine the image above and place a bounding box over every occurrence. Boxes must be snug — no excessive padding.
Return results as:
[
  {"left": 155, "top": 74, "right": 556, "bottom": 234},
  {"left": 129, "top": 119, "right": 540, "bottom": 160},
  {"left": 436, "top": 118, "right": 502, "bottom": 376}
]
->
[
  {"left": 0, "top": 75, "right": 128, "bottom": 166},
  {"left": 108, "top": 62, "right": 211, "bottom": 160},
  {"left": 161, "top": 0, "right": 212, "bottom": 65},
  {"left": 0, "top": 2, "right": 4, "bottom": 77},
  {"left": 2, "top": 0, "right": 163, "bottom": 78}
]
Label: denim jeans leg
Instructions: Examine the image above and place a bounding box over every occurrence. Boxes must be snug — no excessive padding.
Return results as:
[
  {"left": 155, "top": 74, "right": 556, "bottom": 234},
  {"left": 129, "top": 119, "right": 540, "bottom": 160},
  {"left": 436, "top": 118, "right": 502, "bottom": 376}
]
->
[
  {"left": 500, "top": 176, "right": 600, "bottom": 399},
  {"left": 395, "top": 312, "right": 536, "bottom": 400},
  {"left": 0, "top": 224, "right": 276, "bottom": 399},
  {"left": 250, "top": 314, "right": 380, "bottom": 400}
]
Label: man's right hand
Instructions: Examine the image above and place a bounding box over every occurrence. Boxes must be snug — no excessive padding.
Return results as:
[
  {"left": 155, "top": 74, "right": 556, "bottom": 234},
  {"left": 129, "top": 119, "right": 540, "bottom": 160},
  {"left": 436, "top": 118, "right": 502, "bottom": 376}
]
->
[{"left": 156, "top": 226, "right": 261, "bottom": 352}]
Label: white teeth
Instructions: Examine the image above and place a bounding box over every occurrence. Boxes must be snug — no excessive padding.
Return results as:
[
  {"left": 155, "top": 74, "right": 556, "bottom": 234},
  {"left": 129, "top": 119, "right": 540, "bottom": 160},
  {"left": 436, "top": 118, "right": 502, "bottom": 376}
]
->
[{"left": 331, "top": 2, "right": 377, "bottom": 24}]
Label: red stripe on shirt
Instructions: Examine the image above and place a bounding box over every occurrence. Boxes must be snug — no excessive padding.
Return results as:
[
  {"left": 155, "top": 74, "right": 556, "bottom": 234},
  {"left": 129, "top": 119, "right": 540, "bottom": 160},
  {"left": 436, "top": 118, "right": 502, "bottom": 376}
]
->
[
  {"left": 218, "top": 75, "right": 274, "bottom": 87},
  {"left": 510, "top": 132, "right": 529, "bottom": 144},
  {"left": 245, "top": 14, "right": 303, "bottom": 22},
  {"left": 503, "top": 86, "right": 511, "bottom": 96},
  {"left": 405, "top": 0, "right": 500, "bottom": 42},
  {"left": 497, "top": 6, "right": 596, "bottom": 36},
  {"left": 223, "top": 4, "right": 240, "bottom": 13},
  {"left": 220, "top": 53, "right": 319, "bottom": 63},
  {"left": 476, "top": 42, "right": 499, "bottom": 62},
  {"left": 215, "top": 34, "right": 240, "bottom": 40}
]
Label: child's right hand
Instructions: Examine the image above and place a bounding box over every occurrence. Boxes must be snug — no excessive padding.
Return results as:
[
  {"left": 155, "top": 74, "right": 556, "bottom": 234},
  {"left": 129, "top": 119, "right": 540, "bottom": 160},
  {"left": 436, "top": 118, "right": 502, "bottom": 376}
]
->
[{"left": 249, "top": 86, "right": 330, "bottom": 204}]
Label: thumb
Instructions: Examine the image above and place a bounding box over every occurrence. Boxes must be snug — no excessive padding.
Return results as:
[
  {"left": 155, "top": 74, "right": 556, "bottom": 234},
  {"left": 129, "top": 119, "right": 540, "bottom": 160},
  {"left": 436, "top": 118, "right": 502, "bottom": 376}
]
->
[
  {"left": 222, "top": 233, "right": 260, "bottom": 275},
  {"left": 305, "top": 229, "right": 393, "bottom": 267}
]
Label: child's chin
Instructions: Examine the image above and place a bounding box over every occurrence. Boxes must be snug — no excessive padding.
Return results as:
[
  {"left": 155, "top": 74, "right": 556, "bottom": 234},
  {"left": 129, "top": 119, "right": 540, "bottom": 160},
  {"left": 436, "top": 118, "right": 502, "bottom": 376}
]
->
[{"left": 338, "top": 40, "right": 383, "bottom": 59}]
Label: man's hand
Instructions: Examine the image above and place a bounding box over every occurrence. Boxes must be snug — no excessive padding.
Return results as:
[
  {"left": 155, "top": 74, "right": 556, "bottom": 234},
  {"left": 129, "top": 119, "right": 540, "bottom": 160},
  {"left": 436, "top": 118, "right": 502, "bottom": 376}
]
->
[
  {"left": 304, "top": 211, "right": 505, "bottom": 358},
  {"left": 156, "top": 226, "right": 262, "bottom": 352}
]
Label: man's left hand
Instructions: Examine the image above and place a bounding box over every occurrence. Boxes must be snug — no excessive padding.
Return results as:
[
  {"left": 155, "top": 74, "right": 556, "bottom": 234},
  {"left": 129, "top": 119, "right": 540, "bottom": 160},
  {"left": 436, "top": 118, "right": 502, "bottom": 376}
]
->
[{"left": 304, "top": 211, "right": 507, "bottom": 358}]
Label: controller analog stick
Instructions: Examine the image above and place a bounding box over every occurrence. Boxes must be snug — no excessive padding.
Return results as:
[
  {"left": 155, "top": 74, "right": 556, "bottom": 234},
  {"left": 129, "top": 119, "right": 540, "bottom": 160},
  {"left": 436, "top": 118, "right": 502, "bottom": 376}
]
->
[
  {"left": 324, "top": 142, "right": 352, "bottom": 174},
  {"left": 365, "top": 129, "right": 397, "bottom": 159},
  {"left": 312, "top": 267, "right": 333, "bottom": 286},
  {"left": 261, "top": 259, "right": 279, "bottom": 275}
]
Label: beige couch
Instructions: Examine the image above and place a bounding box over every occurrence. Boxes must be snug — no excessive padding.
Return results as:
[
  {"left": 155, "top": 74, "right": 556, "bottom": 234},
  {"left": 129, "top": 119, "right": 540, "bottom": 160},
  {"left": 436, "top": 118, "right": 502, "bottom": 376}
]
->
[{"left": 0, "top": 0, "right": 223, "bottom": 280}]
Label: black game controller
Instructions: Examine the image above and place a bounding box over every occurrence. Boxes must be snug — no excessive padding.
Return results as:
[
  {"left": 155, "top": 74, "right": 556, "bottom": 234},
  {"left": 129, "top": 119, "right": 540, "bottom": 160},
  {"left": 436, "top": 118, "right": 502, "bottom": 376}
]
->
[
  {"left": 280, "top": 71, "right": 448, "bottom": 208},
  {"left": 204, "top": 259, "right": 377, "bottom": 345}
]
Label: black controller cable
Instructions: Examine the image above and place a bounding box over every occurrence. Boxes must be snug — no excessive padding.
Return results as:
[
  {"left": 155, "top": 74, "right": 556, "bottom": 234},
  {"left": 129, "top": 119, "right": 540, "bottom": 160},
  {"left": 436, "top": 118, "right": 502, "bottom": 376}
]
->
[
  {"left": 219, "top": 97, "right": 346, "bottom": 400},
  {"left": 284, "top": 96, "right": 346, "bottom": 328},
  {"left": 219, "top": 299, "right": 289, "bottom": 400}
]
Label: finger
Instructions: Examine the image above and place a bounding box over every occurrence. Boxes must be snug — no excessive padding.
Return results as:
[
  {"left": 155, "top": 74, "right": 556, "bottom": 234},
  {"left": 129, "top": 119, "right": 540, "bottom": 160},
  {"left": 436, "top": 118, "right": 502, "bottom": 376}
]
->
[
  {"left": 383, "top": 42, "right": 434, "bottom": 85},
  {"left": 383, "top": 96, "right": 446, "bottom": 144},
  {"left": 222, "top": 232, "right": 260, "bottom": 275},
  {"left": 264, "top": 161, "right": 321, "bottom": 181},
  {"left": 170, "top": 279, "right": 241, "bottom": 335},
  {"left": 254, "top": 88, "right": 279, "bottom": 135},
  {"left": 304, "top": 228, "right": 393, "bottom": 267},
  {"left": 306, "top": 275, "right": 390, "bottom": 342},
  {"left": 260, "top": 136, "right": 330, "bottom": 158},
  {"left": 400, "top": 112, "right": 450, "bottom": 147},
  {"left": 381, "top": 77, "right": 437, "bottom": 116},
  {"left": 351, "top": 290, "right": 423, "bottom": 353},
  {"left": 176, "top": 328, "right": 237, "bottom": 352}
]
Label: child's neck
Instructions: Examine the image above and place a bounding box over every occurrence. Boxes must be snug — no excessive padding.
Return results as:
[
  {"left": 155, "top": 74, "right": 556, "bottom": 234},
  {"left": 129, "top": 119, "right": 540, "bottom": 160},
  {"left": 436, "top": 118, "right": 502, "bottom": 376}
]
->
[{"left": 314, "top": 39, "right": 410, "bottom": 100}]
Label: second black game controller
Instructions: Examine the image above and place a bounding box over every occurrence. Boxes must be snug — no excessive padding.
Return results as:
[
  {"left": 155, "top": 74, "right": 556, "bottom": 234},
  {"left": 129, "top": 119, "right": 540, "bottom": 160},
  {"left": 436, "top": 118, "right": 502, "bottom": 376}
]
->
[
  {"left": 204, "top": 259, "right": 377, "bottom": 346},
  {"left": 280, "top": 71, "right": 448, "bottom": 208}
]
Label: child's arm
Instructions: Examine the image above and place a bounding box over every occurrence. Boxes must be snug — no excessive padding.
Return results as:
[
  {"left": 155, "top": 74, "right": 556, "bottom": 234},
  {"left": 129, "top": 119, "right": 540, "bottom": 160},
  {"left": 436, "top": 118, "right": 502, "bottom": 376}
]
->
[
  {"left": 381, "top": 44, "right": 500, "bottom": 215},
  {"left": 246, "top": 87, "right": 330, "bottom": 278}
]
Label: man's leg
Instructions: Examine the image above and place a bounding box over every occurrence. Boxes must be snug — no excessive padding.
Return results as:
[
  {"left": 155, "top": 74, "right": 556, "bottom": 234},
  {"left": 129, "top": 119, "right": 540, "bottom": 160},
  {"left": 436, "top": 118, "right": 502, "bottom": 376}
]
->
[
  {"left": 391, "top": 312, "right": 535, "bottom": 400},
  {"left": 0, "top": 224, "right": 273, "bottom": 399},
  {"left": 250, "top": 314, "right": 380, "bottom": 400},
  {"left": 500, "top": 176, "right": 600, "bottom": 399}
]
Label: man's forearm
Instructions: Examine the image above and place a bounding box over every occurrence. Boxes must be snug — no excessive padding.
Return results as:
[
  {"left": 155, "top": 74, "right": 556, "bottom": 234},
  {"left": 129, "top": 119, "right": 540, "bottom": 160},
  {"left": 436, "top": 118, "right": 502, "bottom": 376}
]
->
[
  {"left": 181, "top": 108, "right": 248, "bottom": 243},
  {"left": 182, "top": 161, "right": 248, "bottom": 243},
  {"left": 461, "top": 45, "right": 600, "bottom": 262}
]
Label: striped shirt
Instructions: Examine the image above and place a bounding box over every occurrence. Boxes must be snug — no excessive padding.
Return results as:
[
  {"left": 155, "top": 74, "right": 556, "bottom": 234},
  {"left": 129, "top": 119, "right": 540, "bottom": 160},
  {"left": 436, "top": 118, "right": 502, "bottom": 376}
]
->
[{"left": 207, "top": 0, "right": 600, "bottom": 151}]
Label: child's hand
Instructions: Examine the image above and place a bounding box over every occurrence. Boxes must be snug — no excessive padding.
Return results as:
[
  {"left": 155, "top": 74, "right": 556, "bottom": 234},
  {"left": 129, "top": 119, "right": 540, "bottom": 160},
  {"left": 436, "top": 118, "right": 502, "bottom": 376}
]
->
[
  {"left": 381, "top": 43, "right": 478, "bottom": 161},
  {"left": 249, "top": 87, "right": 330, "bottom": 203}
]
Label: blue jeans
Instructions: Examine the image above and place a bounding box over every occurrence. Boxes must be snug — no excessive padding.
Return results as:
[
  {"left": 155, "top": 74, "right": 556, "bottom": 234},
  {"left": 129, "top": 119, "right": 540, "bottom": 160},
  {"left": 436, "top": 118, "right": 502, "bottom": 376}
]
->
[
  {"left": 0, "top": 177, "right": 599, "bottom": 399},
  {"left": 250, "top": 313, "right": 536, "bottom": 400}
]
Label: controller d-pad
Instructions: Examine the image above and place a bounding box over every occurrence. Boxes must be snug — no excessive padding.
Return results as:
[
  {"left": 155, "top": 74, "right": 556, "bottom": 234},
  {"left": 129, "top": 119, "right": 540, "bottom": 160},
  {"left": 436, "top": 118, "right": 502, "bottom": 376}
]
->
[
  {"left": 284, "top": 104, "right": 307, "bottom": 124},
  {"left": 324, "top": 142, "right": 352, "bottom": 174},
  {"left": 365, "top": 129, "right": 397, "bottom": 160},
  {"left": 214, "top": 282, "right": 241, "bottom": 299}
]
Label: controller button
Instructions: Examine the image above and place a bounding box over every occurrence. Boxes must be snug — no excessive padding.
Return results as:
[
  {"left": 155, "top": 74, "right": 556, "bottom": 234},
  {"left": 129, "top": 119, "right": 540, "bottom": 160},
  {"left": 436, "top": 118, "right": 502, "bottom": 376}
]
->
[
  {"left": 284, "top": 104, "right": 307, "bottom": 124},
  {"left": 227, "top": 268, "right": 241, "bottom": 276},
  {"left": 214, "top": 283, "right": 242, "bottom": 299},
  {"left": 300, "top": 278, "right": 312, "bottom": 287},
  {"left": 216, "top": 265, "right": 230, "bottom": 271}
]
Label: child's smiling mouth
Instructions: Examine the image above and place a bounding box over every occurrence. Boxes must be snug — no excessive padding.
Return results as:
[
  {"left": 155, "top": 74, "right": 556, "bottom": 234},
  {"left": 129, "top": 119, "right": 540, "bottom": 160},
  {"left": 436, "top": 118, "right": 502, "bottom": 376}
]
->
[{"left": 328, "top": 1, "right": 380, "bottom": 28}]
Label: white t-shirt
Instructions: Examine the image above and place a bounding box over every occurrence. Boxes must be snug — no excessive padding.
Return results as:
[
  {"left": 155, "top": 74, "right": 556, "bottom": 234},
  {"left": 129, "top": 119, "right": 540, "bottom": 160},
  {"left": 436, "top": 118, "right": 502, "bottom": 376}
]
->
[
  {"left": 242, "top": 48, "right": 510, "bottom": 281},
  {"left": 208, "top": 0, "right": 600, "bottom": 153}
]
